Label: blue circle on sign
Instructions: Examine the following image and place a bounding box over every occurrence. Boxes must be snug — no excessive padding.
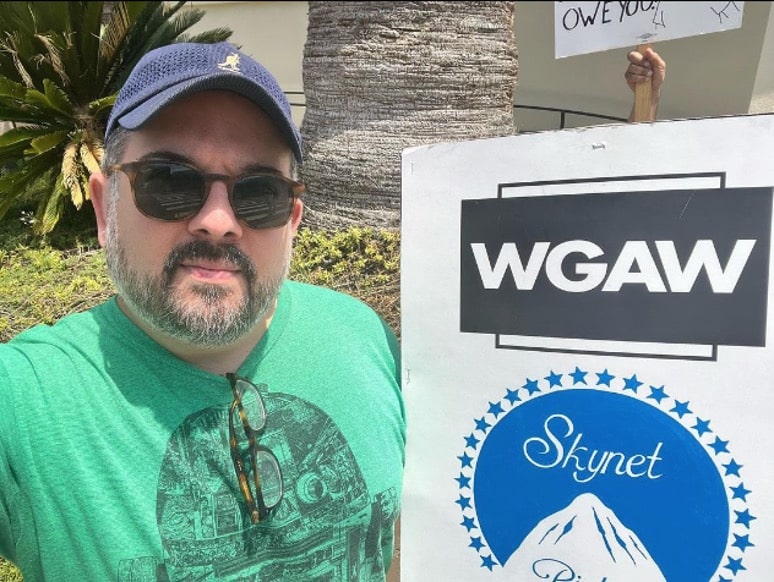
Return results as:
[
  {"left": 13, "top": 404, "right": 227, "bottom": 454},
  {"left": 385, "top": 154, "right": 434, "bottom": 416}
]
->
[{"left": 473, "top": 389, "right": 728, "bottom": 581}]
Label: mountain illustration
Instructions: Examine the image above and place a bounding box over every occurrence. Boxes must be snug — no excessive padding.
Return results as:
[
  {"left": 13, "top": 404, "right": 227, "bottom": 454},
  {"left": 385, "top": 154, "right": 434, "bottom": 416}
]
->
[{"left": 505, "top": 492, "right": 666, "bottom": 581}]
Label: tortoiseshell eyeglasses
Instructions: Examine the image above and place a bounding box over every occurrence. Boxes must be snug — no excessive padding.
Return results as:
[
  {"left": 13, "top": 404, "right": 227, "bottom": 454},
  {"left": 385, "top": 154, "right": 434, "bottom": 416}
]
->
[{"left": 226, "top": 373, "right": 283, "bottom": 523}]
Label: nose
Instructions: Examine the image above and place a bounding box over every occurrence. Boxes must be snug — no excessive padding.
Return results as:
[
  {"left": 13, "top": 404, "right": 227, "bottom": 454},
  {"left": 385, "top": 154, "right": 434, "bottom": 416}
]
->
[{"left": 186, "top": 180, "right": 243, "bottom": 240}]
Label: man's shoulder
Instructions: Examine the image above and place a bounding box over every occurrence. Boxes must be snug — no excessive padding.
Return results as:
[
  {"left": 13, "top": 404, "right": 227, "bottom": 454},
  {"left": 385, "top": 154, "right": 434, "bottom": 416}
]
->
[
  {"left": 282, "top": 280, "right": 393, "bottom": 334},
  {"left": 284, "top": 280, "right": 373, "bottom": 310},
  {"left": 2, "top": 300, "right": 112, "bottom": 353}
]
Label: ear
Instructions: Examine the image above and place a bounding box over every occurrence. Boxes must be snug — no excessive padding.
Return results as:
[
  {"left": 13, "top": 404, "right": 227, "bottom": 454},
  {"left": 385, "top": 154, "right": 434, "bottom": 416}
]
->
[
  {"left": 289, "top": 198, "right": 304, "bottom": 233},
  {"left": 89, "top": 171, "right": 110, "bottom": 248}
]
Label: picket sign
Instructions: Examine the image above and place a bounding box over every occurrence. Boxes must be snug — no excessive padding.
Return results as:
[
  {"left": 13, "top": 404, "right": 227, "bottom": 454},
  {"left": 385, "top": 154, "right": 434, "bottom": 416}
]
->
[
  {"left": 554, "top": 1, "right": 745, "bottom": 58},
  {"left": 400, "top": 112, "right": 774, "bottom": 582}
]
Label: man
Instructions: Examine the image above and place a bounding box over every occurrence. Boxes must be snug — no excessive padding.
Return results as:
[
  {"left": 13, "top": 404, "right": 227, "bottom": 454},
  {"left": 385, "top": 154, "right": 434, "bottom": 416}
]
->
[{"left": 0, "top": 42, "right": 405, "bottom": 581}]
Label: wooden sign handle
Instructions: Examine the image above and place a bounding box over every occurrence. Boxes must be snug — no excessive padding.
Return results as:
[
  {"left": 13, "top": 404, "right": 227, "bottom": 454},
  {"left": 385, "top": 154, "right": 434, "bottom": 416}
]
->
[{"left": 632, "top": 43, "right": 653, "bottom": 122}]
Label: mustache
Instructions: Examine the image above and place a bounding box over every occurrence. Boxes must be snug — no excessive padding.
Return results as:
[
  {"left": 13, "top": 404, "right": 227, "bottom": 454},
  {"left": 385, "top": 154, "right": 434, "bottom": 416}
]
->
[{"left": 163, "top": 240, "right": 257, "bottom": 282}]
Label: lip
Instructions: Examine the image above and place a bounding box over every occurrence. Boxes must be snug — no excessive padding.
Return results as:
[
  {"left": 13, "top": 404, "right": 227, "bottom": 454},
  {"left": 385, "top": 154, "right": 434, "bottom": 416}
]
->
[{"left": 179, "top": 261, "right": 241, "bottom": 282}]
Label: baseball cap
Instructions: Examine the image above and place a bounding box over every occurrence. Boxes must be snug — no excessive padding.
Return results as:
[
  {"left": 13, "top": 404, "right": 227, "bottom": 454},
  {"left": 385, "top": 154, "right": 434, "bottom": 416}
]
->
[{"left": 105, "top": 42, "right": 303, "bottom": 161}]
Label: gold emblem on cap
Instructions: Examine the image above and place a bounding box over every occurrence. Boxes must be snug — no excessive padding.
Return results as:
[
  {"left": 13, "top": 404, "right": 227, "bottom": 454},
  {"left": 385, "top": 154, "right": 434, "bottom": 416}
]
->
[{"left": 218, "top": 53, "right": 240, "bottom": 73}]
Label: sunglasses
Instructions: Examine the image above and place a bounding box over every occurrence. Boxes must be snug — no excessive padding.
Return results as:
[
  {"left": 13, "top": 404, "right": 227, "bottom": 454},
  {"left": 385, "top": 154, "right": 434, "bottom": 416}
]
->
[
  {"left": 107, "top": 159, "right": 304, "bottom": 229},
  {"left": 226, "top": 373, "right": 283, "bottom": 523}
]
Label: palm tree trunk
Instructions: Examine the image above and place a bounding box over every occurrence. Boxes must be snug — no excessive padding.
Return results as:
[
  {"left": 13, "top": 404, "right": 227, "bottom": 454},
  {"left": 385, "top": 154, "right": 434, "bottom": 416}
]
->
[{"left": 301, "top": 1, "right": 518, "bottom": 229}]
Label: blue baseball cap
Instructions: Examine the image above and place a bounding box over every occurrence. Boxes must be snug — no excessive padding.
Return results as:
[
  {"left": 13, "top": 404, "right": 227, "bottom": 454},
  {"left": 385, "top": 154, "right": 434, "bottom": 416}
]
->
[{"left": 105, "top": 42, "right": 303, "bottom": 161}]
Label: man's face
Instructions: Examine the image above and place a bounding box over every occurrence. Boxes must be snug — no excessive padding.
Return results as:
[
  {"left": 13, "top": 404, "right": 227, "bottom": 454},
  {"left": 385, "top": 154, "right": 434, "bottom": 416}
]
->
[{"left": 93, "top": 90, "right": 302, "bottom": 346}]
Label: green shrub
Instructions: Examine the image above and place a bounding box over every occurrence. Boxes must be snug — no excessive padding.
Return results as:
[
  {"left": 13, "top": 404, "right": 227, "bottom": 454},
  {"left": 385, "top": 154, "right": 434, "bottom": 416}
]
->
[
  {"left": 292, "top": 225, "right": 401, "bottom": 333},
  {"left": 0, "top": 246, "right": 113, "bottom": 342},
  {"left": 0, "top": 205, "right": 100, "bottom": 252},
  {"left": 0, "top": 560, "right": 22, "bottom": 582}
]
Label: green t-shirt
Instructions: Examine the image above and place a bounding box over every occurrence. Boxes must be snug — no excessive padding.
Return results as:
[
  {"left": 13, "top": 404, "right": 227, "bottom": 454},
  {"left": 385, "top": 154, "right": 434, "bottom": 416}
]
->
[{"left": 0, "top": 280, "right": 405, "bottom": 581}]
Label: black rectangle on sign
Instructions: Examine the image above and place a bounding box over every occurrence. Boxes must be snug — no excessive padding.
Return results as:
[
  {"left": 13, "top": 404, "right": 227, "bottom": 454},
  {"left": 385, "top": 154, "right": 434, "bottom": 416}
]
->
[{"left": 460, "top": 187, "right": 772, "bottom": 347}]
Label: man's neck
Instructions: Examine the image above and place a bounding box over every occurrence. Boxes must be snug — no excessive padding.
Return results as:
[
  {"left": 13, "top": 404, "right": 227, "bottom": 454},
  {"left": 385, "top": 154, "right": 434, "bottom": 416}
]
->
[{"left": 116, "top": 296, "right": 273, "bottom": 375}]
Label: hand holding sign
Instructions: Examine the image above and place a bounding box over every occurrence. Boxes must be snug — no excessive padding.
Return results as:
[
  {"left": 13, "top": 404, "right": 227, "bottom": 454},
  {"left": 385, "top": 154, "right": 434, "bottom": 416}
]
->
[{"left": 626, "top": 44, "right": 666, "bottom": 122}]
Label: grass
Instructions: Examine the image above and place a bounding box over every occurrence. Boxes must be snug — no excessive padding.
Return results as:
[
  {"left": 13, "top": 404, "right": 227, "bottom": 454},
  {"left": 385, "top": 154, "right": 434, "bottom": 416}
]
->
[{"left": 0, "top": 211, "right": 401, "bottom": 580}]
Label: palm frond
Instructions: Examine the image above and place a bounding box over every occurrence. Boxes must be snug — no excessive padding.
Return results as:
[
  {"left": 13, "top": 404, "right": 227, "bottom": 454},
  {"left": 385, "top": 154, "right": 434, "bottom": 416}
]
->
[
  {"left": 0, "top": 125, "right": 56, "bottom": 150},
  {"left": 42, "top": 78, "right": 74, "bottom": 116},
  {"left": 9, "top": 42, "right": 35, "bottom": 88},
  {"left": 61, "top": 141, "right": 84, "bottom": 208},
  {"left": 0, "top": 185, "right": 19, "bottom": 222},
  {"left": 79, "top": 163, "right": 91, "bottom": 202},
  {"left": 80, "top": 141, "right": 102, "bottom": 174},
  {"left": 142, "top": 8, "right": 221, "bottom": 52},
  {"left": 34, "top": 33, "right": 69, "bottom": 86},
  {"left": 178, "top": 28, "right": 236, "bottom": 46},
  {"left": 0, "top": 3, "right": 36, "bottom": 36},
  {"left": 0, "top": 149, "right": 60, "bottom": 196},
  {"left": 29, "top": 130, "right": 67, "bottom": 155},
  {"left": 106, "top": 2, "right": 168, "bottom": 91},
  {"left": 0, "top": 74, "right": 27, "bottom": 100},
  {"left": 23, "top": 85, "right": 73, "bottom": 121},
  {"left": 100, "top": 2, "right": 131, "bottom": 66},
  {"left": 35, "top": 171, "right": 68, "bottom": 234},
  {"left": 72, "top": 2, "right": 104, "bottom": 84},
  {"left": 0, "top": 127, "right": 54, "bottom": 153},
  {"left": 0, "top": 0, "right": 234, "bottom": 234},
  {"left": 87, "top": 94, "right": 117, "bottom": 117}
]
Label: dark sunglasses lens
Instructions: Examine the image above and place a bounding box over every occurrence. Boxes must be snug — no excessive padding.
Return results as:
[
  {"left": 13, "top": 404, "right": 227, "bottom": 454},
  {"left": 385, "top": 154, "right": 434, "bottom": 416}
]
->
[
  {"left": 134, "top": 163, "right": 205, "bottom": 220},
  {"left": 255, "top": 450, "right": 283, "bottom": 509},
  {"left": 232, "top": 175, "right": 294, "bottom": 229}
]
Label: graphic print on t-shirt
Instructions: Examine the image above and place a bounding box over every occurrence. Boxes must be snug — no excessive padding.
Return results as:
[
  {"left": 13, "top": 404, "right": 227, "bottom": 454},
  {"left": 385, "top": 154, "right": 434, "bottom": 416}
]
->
[{"left": 118, "top": 388, "right": 399, "bottom": 581}]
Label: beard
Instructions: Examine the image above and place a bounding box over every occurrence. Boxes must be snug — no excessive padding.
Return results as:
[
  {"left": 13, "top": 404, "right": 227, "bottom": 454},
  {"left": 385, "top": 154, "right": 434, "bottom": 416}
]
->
[{"left": 104, "top": 214, "right": 289, "bottom": 346}]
